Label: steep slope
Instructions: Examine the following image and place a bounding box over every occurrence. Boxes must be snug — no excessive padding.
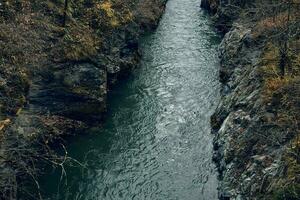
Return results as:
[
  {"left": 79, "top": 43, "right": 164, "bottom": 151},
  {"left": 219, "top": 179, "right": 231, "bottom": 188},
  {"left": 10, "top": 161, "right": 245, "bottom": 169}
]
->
[
  {"left": 0, "top": 0, "right": 166, "bottom": 198},
  {"left": 202, "top": 0, "right": 300, "bottom": 199}
]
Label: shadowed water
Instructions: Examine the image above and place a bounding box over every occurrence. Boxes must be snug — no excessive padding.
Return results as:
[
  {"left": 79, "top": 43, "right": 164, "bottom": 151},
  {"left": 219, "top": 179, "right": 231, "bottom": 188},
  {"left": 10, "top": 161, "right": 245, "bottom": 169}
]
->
[{"left": 41, "top": 0, "right": 221, "bottom": 199}]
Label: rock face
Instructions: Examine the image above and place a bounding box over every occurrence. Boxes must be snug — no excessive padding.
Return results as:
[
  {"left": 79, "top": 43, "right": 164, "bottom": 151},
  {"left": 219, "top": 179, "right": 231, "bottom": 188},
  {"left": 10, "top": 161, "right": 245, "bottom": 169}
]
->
[
  {"left": 212, "top": 25, "right": 266, "bottom": 200},
  {"left": 0, "top": 0, "right": 167, "bottom": 134},
  {"left": 200, "top": 0, "right": 241, "bottom": 33},
  {"left": 0, "top": 0, "right": 167, "bottom": 136},
  {"left": 29, "top": 63, "right": 107, "bottom": 122},
  {"left": 204, "top": 1, "right": 300, "bottom": 200},
  {"left": 0, "top": 0, "right": 167, "bottom": 198}
]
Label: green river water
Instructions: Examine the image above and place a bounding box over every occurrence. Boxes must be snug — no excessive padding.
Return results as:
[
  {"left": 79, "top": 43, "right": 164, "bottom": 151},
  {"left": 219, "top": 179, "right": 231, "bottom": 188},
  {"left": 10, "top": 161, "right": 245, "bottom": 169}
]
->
[{"left": 40, "top": 0, "right": 221, "bottom": 199}]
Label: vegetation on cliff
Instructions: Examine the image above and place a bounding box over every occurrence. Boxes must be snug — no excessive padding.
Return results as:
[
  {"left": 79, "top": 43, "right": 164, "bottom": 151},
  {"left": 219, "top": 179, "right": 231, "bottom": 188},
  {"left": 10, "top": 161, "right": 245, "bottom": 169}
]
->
[
  {"left": 0, "top": 0, "right": 166, "bottom": 199},
  {"left": 203, "top": 0, "right": 300, "bottom": 199}
]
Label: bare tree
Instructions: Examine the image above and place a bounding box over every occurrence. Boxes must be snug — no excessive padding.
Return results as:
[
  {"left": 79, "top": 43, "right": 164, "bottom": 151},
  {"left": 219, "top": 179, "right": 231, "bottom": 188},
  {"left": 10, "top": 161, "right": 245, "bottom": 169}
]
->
[
  {"left": 63, "top": 0, "right": 69, "bottom": 27},
  {"left": 249, "top": 0, "right": 299, "bottom": 76}
]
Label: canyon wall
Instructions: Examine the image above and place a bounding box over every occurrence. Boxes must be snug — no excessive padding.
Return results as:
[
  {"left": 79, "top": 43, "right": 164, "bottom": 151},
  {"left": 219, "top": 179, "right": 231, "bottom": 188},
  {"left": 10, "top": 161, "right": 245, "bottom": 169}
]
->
[
  {"left": 202, "top": 0, "right": 300, "bottom": 199},
  {"left": 0, "top": 0, "right": 166, "bottom": 198}
]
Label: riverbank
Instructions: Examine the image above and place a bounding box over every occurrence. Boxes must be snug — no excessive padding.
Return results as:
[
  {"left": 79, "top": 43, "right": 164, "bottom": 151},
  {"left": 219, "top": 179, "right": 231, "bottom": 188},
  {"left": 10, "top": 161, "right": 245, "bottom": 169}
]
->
[
  {"left": 38, "top": 1, "right": 222, "bottom": 198},
  {"left": 202, "top": 0, "right": 300, "bottom": 199},
  {"left": 0, "top": 0, "right": 166, "bottom": 198}
]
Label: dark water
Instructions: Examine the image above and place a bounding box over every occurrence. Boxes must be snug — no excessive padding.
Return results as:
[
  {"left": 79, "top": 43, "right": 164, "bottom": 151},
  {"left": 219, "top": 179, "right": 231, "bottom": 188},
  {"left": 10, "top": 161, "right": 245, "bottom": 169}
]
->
[{"left": 40, "top": 0, "right": 221, "bottom": 199}]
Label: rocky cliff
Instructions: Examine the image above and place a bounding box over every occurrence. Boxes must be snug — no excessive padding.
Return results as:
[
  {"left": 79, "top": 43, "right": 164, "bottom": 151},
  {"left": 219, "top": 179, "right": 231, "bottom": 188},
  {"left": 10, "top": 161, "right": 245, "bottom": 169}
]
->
[
  {"left": 202, "top": 0, "right": 300, "bottom": 199},
  {"left": 0, "top": 0, "right": 166, "bottom": 198}
]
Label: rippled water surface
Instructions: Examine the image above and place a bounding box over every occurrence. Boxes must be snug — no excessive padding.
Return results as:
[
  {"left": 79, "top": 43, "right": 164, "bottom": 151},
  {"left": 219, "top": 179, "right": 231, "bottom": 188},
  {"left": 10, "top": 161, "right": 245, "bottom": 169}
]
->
[{"left": 41, "top": 0, "right": 221, "bottom": 199}]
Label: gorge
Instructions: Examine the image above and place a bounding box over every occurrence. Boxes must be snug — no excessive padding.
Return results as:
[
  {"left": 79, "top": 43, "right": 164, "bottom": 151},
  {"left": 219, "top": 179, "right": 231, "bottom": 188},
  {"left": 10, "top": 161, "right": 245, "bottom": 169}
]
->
[
  {"left": 39, "top": 0, "right": 221, "bottom": 199},
  {"left": 0, "top": 0, "right": 299, "bottom": 200}
]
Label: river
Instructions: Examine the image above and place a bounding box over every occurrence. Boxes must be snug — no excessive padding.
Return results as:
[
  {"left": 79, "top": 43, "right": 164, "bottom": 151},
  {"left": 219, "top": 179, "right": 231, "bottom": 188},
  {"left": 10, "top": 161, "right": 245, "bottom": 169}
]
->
[{"left": 40, "top": 0, "right": 221, "bottom": 199}]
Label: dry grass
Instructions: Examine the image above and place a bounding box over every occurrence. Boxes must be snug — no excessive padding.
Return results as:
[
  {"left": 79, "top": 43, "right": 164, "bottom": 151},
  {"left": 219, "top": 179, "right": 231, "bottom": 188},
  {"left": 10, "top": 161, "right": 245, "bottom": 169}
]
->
[
  {"left": 0, "top": 0, "right": 167, "bottom": 198},
  {"left": 252, "top": 5, "right": 300, "bottom": 39},
  {"left": 57, "top": 22, "right": 101, "bottom": 62},
  {"left": 267, "top": 78, "right": 300, "bottom": 199},
  {"left": 253, "top": 12, "right": 291, "bottom": 38},
  {"left": 100, "top": 1, "right": 119, "bottom": 27},
  {"left": 259, "top": 32, "right": 300, "bottom": 199},
  {"left": 263, "top": 76, "right": 295, "bottom": 100},
  {"left": 97, "top": 0, "right": 134, "bottom": 27},
  {"left": 260, "top": 41, "right": 300, "bottom": 102}
]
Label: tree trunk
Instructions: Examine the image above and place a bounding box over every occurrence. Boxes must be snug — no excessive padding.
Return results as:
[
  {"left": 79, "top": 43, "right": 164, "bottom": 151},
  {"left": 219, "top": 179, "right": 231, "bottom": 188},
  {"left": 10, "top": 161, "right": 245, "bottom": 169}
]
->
[{"left": 63, "top": 0, "right": 69, "bottom": 27}]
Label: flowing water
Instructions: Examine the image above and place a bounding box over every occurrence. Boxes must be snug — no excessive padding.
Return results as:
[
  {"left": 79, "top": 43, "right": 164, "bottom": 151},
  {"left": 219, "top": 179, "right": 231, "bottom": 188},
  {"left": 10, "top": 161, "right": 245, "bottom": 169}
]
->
[{"left": 41, "top": 0, "right": 221, "bottom": 199}]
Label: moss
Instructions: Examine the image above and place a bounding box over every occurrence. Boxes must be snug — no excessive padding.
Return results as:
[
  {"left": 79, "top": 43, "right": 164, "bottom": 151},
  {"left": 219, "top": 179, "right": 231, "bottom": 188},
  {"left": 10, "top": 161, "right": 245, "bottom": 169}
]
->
[
  {"left": 260, "top": 42, "right": 300, "bottom": 103},
  {"left": 263, "top": 76, "right": 298, "bottom": 102},
  {"left": 55, "top": 22, "right": 101, "bottom": 62},
  {"left": 0, "top": 64, "right": 29, "bottom": 117},
  {"left": 272, "top": 184, "right": 300, "bottom": 200},
  {"left": 255, "top": 15, "right": 300, "bottom": 199},
  {"left": 274, "top": 137, "right": 300, "bottom": 194},
  {"left": 0, "top": 0, "right": 167, "bottom": 198},
  {"left": 260, "top": 43, "right": 280, "bottom": 77}
]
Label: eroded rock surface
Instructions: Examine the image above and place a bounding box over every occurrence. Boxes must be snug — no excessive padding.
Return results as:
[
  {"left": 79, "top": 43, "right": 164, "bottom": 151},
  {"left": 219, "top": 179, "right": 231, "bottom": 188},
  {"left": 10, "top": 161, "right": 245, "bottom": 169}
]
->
[{"left": 203, "top": 0, "right": 300, "bottom": 199}]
